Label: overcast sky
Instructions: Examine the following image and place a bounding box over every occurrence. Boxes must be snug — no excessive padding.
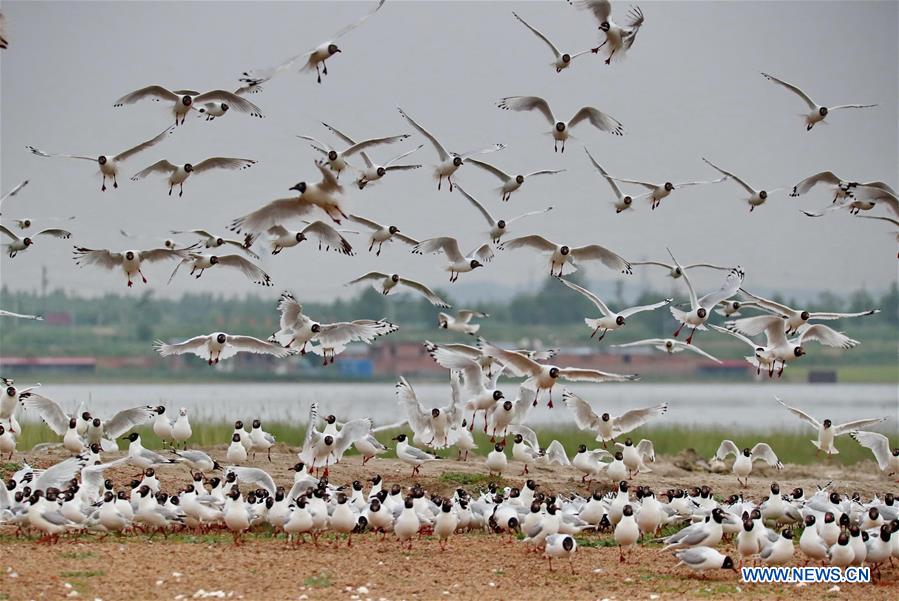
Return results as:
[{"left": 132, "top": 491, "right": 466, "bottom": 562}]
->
[{"left": 1, "top": 1, "right": 897, "bottom": 305}]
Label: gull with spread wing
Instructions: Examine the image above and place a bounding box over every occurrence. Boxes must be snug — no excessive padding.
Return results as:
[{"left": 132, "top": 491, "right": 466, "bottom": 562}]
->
[
  {"left": 611, "top": 172, "right": 726, "bottom": 210},
  {"left": 497, "top": 95, "right": 623, "bottom": 152},
  {"left": 761, "top": 72, "right": 877, "bottom": 131},
  {"left": 437, "top": 310, "right": 489, "bottom": 336},
  {"left": 568, "top": 1, "right": 645, "bottom": 64},
  {"left": 396, "top": 375, "right": 463, "bottom": 448},
  {"left": 268, "top": 292, "right": 397, "bottom": 363},
  {"left": 424, "top": 341, "right": 507, "bottom": 432},
  {"left": 557, "top": 277, "right": 671, "bottom": 341},
  {"left": 584, "top": 147, "right": 645, "bottom": 213},
  {"left": 715, "top": 440, "right": 783, "bottom": 487},
  {"left": 0, "top": 180, "right": 28, "bottom": 213},
  {"left": 27, "top": 125, "right": 173, "bottom": 191},
  {"left": 154, "top": 332, "right": 293, "bottom": 365},
  {"left": 464, "top": 157, "right": 564, "bottom": 201},
  {"left": 724, "top": 315, "right": 859, "bottom": 377},
  {"left": 455, "top": 185, "right": 552, "bottom": 243},
  {"left": 849, "top": 431, "right": 899, "bottom": 479},
  {"left": 264, "top": 221, "right": 353, "bottom": 256},
  {"left": 701, "top": 157, "right": 783, "bottom": 212},
  {"left": 348, "top": 214, "right": 419, "bottom": 256},
  {"left": 412, "top": 236, "right": 494, "bottom": 282},
  {"left": 563, "top": 389, "right": 667, "bottom": 446},
  {"left": 346, "top": 272, "right": 450, "bottom": 307},
  {"left": 130, "top": 157, "right": 255, "bottom": 197},
  {"left": 629, "top": 258, "right": 733, "bottom": 280},
  {"left": 309, "top": 121, "right": 419, "bottom": 187},
  {"left": 499, "top": 234, "right": 631, "bottom": 277},
  {"left": 113, "top": 86, "right": 262, "bottom": 125},
  {"left": 738, "top": 289, "right": 879, "bottom": 334},
  {"left": 168, "top": 252, "right": 272, "bottom": 286},
  {"left": 512, "top": 11, "right": 591, "bottom": 73},
  {"left": 239, "top": 0, "right": 387, "bottom": 86},
  {"left": 73, "top": 245, "right": 192, "bottom": 287},
  {"left": 169, "top": 229, "right": 258, "bottom": 259},
  {"left": 1, "top": 224, "right": 70, "bottom": 258},
  {"left": 611, "top": 338, "right": 722, "bottom": 363},
  {"left": 790, "top": 171, "right": 896, "bottom": 204},
  {"left": 776, "top": 397, "right": 888, "bottom": 456},
  {"left": 230, "top": 161, "right": 348, "bottom": 233},
  {"left": 299, "top": 124, "right": 409, "bottom": 180},
  {"left": 397, "top": 106, "right": 504, "bottom": 191},
  {"left": 667, "top": 248, "right": 744, "bottom": 344},
  {"left": 479, "top": 339, "right": 638, "bottom": 408}
]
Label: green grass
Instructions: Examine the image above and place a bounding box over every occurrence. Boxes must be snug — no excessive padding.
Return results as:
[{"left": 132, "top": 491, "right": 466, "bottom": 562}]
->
[
  {"left": 440, "top": 472, "right": 490, "bottom": 486},
  {"left": 59, "top": 551, "right": 95, "bottom": 560},
  {"left": 303, "top": 573, "right": 332, "bottom": 588},
  {"left": 60, "top": 570, "right": 105, "bottom": 579},
  {"left": 0, "top": 462, "right": 21, "bottom": 480}
]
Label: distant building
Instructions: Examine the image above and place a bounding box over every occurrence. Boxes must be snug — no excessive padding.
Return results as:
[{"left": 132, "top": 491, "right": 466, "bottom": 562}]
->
[{"left": 0, "top": 356, "right": 96, "bottom": 373}]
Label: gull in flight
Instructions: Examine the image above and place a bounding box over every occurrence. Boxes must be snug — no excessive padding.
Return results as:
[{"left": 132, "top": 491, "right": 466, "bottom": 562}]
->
[
  {"left": 396, "top": 375, "right": 463, "bottom": 449},
  {"left": 761, "top": 72, "right": 877, "bottom": 131},
  {"left": 557, "top": 277, "right": 671, "bottom": 341},
  {"left": 849, "top": 431, "right": 898, "bottom": 479},
  {"left": 397, "top": 106, "right": 505, "bottom": 191},
  {"left": 723, "top": 316, "right": 859, "bottom": 377},
  {"left": 568, "top": 1, "right": 645, "bottom": 64},
  {"left": 154, "top": 332, "right": 293, "bottom": 365},
  {"left": 499, "top": 234, "right": 632, "bottom": 277},
  {"left": 1, "top": 224, "right": 71, "bottom": 258},
  {"left": 0, "top": 180, "right": 28, "bottom": 213},
  {"left": 776, "top": 397, "right": 888, "bottom": 456},
  {"left": 168, "top": 252, "right": 272, "bottom": 286},
  {"left": 230, "top": 161, "right": 348, "bottom": 233},
  {"left": 629, "top": 258, "right": 733, "bottom": 280},
  {"left": 738, "top": 288, "right": 879, "bottom": 334},
  {"left": 268, "top": 292, "right": 397, "bottom": 362},
  {"left": 411, "top": 236, "right": 494, "bottom": 282},
  {"left": 790, "top": 171, "right": 896, "bottom": 204},
  {"left": 0, "top": 309, "right": 43, "bottom": 321},
  {"left": 465, "top": 157, "right": 564, "bottom": 202},
  {"left": 27, "top": 126, "right": 173, "bottom": 191},
  {"left": 264, "top": 221, "right": 353, "bottom": 256},
  {"left": 130, "top": 157, "right": 256, "bottom": 197},
  {"left": 611, "top": 172, "right": 726, "bottom": 210},
  {"left": 307, "top": 121, "right": 418, "bottom": 186},
  {"left": 584, "top": 148, "right": 644, "bottom": 213},
  {"left": 512, "top": 11, "right": 591, "bottom": 73},
  {"left": 73, "top": 245, "right": 192, "bottom": 287},
  {"left": 701, "top": 157, "right": 783, "bottom": 212},
  {"left": 437, "top": 310, "right": 489, "bottom": 336},
  {"left": 346, "top": 272, "right": 450, "bottom": 307},
  {"left": 299, "top": 123, "right": 410, "bottom": 181},
  {"left": 610, "top": 338, "right": 721, "bottom": 363},
  {"left": 667, "top": 249, "right": 744, "bottom": 344},
  {"left": 480, "top": 339, "right": 638, "bottom": 408},
  {"left": 715, "top": 440, "right": 783, "bottom": 487},
  {"left": 348, "top": 214, "right": 419, "bottom": 256},
  {"left": 169, "top": 229, "right": 258, "bottom": 259},
  {"left": 563, "top": 389, "right": 667, "bottom": 446},
  {"left": 497, "top": 95, "right": 623, "bottom": 152},
  {"left": 113, "top": 86, "right": 262, "bottom": 125},
  {"left": 455, "top": 185, "right": 553, "bottom": 243},
  {"left": 239, "top": 0, "right": 387, "bottom": 86}
]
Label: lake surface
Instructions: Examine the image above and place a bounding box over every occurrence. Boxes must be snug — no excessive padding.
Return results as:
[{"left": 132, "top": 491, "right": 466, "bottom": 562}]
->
[{"left": 15, "top": 382, "right": 898, "bottom": 430}]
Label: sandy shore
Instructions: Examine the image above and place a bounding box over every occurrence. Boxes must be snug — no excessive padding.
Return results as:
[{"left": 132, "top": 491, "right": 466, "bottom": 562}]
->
[{"left": 2, "top": 445, "right": 897, "bottom": 601}]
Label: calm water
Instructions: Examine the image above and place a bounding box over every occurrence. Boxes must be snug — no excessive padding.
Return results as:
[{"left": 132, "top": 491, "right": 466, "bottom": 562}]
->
[{"left": 16, "top": 382, "right": 899, "bottom": 430}]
